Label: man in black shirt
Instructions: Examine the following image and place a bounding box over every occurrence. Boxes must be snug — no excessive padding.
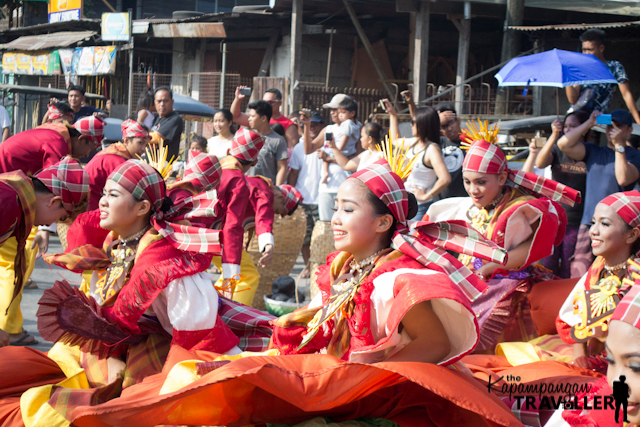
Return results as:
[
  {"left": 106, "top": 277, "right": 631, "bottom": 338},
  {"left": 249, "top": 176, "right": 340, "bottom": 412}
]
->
[
  {"left": 434, "top": 102, "right": 467, "bottom": 199},
  {"left": 150, "top": 87, "right": 184, "bottom": 162},
  {"left": 44, "top": 85, "right": 107, "bottom": 124}
]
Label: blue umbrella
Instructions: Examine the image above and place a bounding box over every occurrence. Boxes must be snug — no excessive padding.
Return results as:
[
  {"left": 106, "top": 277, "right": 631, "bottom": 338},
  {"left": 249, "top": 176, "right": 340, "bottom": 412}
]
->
[{"left": 495, "top": 48, "right": 617, "bottom": 88}]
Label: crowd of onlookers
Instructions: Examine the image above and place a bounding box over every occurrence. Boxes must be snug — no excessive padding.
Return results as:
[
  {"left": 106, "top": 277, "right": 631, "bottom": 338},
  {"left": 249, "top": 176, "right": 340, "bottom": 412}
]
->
[{"left": 2, "top": 28, "right": 638, "bottom": 284}]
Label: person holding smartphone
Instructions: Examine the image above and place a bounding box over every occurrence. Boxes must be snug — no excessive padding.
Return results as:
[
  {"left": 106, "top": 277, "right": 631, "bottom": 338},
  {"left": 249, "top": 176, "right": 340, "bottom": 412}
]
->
[{"left": 558, "top": 109, "right": 640, "bottom": 277}]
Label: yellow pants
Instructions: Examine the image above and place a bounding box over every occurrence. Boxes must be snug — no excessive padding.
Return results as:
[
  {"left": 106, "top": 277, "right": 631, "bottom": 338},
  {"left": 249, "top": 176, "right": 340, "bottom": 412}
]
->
[
  {"left": 211, "top": 250, "right": 260, "bottom": 306},
  {"left": 0, "top": 227, "right": 37, "bottom": 333}
]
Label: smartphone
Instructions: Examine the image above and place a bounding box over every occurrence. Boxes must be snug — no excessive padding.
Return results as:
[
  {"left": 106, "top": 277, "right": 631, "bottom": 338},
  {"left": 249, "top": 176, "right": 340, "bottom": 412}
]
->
[
  {"left": 302, "top": 110, "right": 311, "bottom": 118},
  {"left": 401, "top": 93, "right": 407, "bottom": 102},
  {"left": 240, "top": 87, "right": 252, "bottom": 97},
  {"left": 379, "top": 99, "right": 386, "bottom": 111},
  {"left": 325, "top": 132, "right": 333, "bottom": 141},
  {"left": 596, "top": 114, "right": 612, "bottom": 125},
  {"left": 534, "top": 130, "right": 547, "bottom": 148}
]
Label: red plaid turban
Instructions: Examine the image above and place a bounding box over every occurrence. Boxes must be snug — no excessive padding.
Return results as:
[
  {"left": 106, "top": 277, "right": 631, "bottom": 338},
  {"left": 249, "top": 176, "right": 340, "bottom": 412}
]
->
[
  {"left": 121, "top": 119, "right": 149, "bottom": 140},
  {"left": 108, "top": 160, "right": 222, "bottom": 254},
  {"left": 73, "top": 116, "right": 105, "bottom": 145},
  {"left": 35, "top": 157, "right": 89, "bottom": 214},
  {"left": 278, "top": 184, "right": 303, "bottom": 215},
  {"left": 600, "top": 191, "right": 640, "bottom": 229},
  {"left": 48, "top": 104, "right": 64, "bottom": 120},
  {"left": 181, "top": 150, "right": 222, "bottom": 192},
  {"left": 349, "top": 159, "right": 509, "bottom": 302},
  {"left": 611, "top": 284, "right": 640, "bottom": 329},
  {"left": 462, "top": 139, "right": 581, "bottom": 207},
  {"left": 230, "top": 128, "right": 265, "bottom": 162}
]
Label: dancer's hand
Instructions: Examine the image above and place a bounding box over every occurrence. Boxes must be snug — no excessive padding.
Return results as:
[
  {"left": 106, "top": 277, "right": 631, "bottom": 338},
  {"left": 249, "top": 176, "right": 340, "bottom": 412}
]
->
[
  {"left": 259, "top": 244, "right": 274, "bottom": 267},
  {"left": 32, "top": 230, "right": 50, "bottom": 259}
]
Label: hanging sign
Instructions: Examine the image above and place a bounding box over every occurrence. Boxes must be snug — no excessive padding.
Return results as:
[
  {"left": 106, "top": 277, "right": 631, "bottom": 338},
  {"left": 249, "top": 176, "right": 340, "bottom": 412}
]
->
[
  {"left": 101, "top": 12, "right": 130, "bottom": 42},
  {"left": 48, "top": 0, "right": 82, "bottom": 23}
]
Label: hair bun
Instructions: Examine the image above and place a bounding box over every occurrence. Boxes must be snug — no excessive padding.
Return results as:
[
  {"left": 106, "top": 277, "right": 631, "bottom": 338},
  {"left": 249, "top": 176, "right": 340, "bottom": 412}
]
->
[
  {"left": 407, "top": 192, "right": 419, "bottom": 220},
  {"left": 160, "top": 196, "right": 174, "bottom": 213}
]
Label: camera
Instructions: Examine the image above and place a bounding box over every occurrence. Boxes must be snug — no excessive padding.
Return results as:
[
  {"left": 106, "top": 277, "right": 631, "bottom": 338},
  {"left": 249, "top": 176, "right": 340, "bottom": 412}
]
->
[{"left": 239, "top": 87, "right": 252, "bottom": 97}]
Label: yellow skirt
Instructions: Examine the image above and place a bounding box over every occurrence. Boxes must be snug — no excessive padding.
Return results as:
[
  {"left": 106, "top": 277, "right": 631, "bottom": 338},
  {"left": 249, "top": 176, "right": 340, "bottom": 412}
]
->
[
  {"left": 211, "top": 250, "right": 260, "bottom": 306},
  {"left": 0, "top": 227, "right": 38, "bottom": 333}
]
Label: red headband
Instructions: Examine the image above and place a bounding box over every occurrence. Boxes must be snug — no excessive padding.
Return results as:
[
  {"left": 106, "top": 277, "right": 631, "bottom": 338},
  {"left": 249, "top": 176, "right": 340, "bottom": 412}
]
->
[
  {"left": 121, "top": 119, "right": 149, "bottom": 140},
  {"left": 73, "top": 116, "right": 105, "bottom": 145},
  {"left": 230, "top": 128, "right": 265, "bottom": 162},
  {"left": 278, "top": 184, "right": 303, "bottom": 214},
  {"left": 181, "top": 151, "right": 222, "bottom": 192},
  {"left": 611, "top": 284, "right": 640, "bottom": 330},
  {"left": 35, "top": 157, "right": 89, "bottom": 214},
  {"left": 600, "top": 191, "right": 640, "bottom": 229}
]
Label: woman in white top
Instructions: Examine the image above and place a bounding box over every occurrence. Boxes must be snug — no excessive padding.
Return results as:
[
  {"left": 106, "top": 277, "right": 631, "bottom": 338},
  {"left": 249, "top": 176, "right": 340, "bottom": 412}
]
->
[
  {"left": 136, "top": 91, "right": 155, "bottom": 129},
  {"left": 389, "top": 103, "right": 451, "bottom": 220},
  {"left": 207, "top": 109, "right": 235, "bottom": 159},
  {"left": 327, "top": 121, "right": 384, "bottom": 172}
]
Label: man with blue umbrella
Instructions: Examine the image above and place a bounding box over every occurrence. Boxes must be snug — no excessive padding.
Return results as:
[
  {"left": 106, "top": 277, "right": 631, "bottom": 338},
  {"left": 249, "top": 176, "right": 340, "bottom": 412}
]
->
[{"left": 566, "top": 29, "right": 640, "bottom": 124}]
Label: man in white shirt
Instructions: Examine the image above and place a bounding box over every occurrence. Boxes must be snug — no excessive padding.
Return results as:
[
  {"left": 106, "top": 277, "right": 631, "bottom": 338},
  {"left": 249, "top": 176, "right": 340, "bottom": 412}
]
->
[
  {"left": 288, "top": 111, "right": 324, "bottom": 278},
  {"left": 0, "top": 105, "right": 10, "bottom": 142}
]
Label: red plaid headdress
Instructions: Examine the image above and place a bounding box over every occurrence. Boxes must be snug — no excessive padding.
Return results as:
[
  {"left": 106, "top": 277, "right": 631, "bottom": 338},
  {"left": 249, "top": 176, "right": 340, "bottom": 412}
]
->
[
  {"left": 108, "top": 160, "right": 222, "bottom": 254},
  {"left": 230, "top": 128, "right": 265, "bottom": 162},
  {"left": 600, "top": 191, "right": 640, "bottom": 228},
  {"left": 48, "top": 104, "right": 64, "bottom": 121},
  {"left": 35, "top": 157, "right": 89, "bottom": 214},
  {"left": 121, "top": 119, "right": 149, "bottom": 140},
  {"left": 279, "top": 184, "right": 303, "bottom": 215},
  {"left": 178, "top": 150, "right": 222, "bottom": 192},
  {"left": 73, "top": 116, "right": 105, "bottom": 145},
  {"left": 462, "top": 139, "right": 581, "bottom": 207},
  {"left": 350, "top": 159, "right": 507, "bottom": 302},
  {"left": 611, "top": 284, "right": 640, "bottom": 329}
]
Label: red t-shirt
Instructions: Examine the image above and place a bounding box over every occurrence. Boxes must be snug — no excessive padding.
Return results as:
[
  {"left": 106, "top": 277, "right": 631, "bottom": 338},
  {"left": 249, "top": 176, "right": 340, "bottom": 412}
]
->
[
  {"left": 270, "top": 115, "right": 294, "bottom": 131},
  {"left": 0, "top": 128, "right": 70, "bottom": 175},
  {"left": 85, "top": 154, "right": 128, "bottom": 211}
]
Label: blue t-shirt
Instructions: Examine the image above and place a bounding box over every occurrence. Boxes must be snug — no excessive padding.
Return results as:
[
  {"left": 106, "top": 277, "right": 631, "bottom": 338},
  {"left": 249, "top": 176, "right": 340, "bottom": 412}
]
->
[
  {"left": 580, "top": 142, "right": 640, "bottom": 225},
  {"left": 72, "top": 105, "right": 101, "bottom": 123}
]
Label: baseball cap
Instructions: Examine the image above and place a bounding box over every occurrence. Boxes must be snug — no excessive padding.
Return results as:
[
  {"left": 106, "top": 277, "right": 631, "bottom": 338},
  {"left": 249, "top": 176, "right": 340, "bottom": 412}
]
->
[
  {"left": 323, "top": 94, "right": 349, "bottom": 109},
  {"left": 611, "top": 109, "right": 633, "bottom": 126},
  {"left": 310, "top": 111, "right": 323, "bottom": 123}
]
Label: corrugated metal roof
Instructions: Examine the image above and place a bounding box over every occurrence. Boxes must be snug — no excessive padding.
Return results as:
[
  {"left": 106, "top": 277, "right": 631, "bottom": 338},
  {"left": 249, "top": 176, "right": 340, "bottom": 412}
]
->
[
  {"left": 510, "top": 20, "right": 640, "bottom": 31},
  {"left": 0, "top": 31, "right": 96, "bottom": 51}
]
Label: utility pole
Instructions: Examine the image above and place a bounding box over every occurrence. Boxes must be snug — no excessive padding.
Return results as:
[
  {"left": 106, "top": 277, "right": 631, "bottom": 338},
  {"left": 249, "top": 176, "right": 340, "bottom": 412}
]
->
[{"left": 495, "top": 0, "right": 524, "bottom": 115}]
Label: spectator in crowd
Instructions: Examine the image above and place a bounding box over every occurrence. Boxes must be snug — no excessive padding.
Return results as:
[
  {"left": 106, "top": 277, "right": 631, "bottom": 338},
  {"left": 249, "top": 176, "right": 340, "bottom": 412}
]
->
[
  {"left": 289, "top": 110, "right": 303, "bottom": 138},
  {"left": 150, "top": 87, "right": 184, "bottom": 163},
  {"left": 263, "top": 88, "right": 299, "bottom": 150},
  {"left": 0, "top": 104, "right": 10, "bottom": 142},
  {"left": 303, "top": 94, "right": 351, "bottom": 221},
  {"left": 289, "top": 110, "right": 324, "bottom": 278},
  {"left": 136, "top": 90, "right": 156, "bottom": 129},
  {"left": 433, "top": 102, "right": 468, "bottom": 199},
  {"left": 566, "top": 29, "right": 640, "bottom": 123},
  {"left": 44, "top": 103, "right": 74, "bottom": 124},
  {"left": 190, "top": 135, "right": 208, "bottom": 153},
  {"left": 320, "top": 97, "right": 360, "bottom": 183},
  {"left": 558, "top": 109, "right": 640, "bottom": 276},
  {"left": 270, "top": 122, "right": 286, "bottom": 137},
  {"left": 231, "top": 88, "right": 288, "bottom": 185},
  {"left": 43, "top": 85, "right": 106, "bottom": 124},
  {"left": 522, "top": 111, "right": 589, "bottom": 278},
  {"left": 327, "top": 121, "right": 384, "bottom": 172},
  {"left": 208, "top": 109, "right": 235, "bottom": 159},
  {"left": 390, "top": 104, "right": 451, "bottom": 220}
]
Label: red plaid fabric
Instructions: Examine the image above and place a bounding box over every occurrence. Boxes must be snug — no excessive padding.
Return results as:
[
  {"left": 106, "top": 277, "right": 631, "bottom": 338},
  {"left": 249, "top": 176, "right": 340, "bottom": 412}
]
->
[
  {"left": 230, "top": 127, "right": 265, "bottom": 162},
  {"left": 278, "top": 184, "right": 303, "bottom": 214},
  {"left": 121, "top": 119, "right": 149, "bottom": 140},
  {"left": 73, "top": 116, "right": 105, "bottom": 144},
  {"left": 611, "top": 283, "right": 640, "bottom": 329},
  {"left": 35, "top": 157, "right": 89, "bottom": 214},
  {"left": 601, "top": 190, "right": 640, "bottom": 228},
  {"left": 48, "top": 104, "right": 64, "bottom": 120},
  {"left": 463, "top": 140, "right": 581, "bottom": 207},
  {"left": 351, "top": 159, "right": 507, "bottom": 302},
  {"left": 180, "top": 150, "right": 222, "bottom": 192},
  {"left": 217, "top": 296, "right": 275, "bottom": 351},
  {"left": 108, "top": 160, "right": 222, "bottom": 254}
]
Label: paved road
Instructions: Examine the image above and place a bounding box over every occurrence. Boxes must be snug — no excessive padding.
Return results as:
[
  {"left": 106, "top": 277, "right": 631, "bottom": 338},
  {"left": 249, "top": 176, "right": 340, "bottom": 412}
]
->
[{"left": 19, "top": 234, "right": 308, "bottom": 352}]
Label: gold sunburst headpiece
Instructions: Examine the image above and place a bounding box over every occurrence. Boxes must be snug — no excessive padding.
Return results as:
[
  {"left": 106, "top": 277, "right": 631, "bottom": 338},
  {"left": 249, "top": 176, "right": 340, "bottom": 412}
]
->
[
  {"left": 139, "top": 140, "right": 176, "bottom": 180},
  {"left": 376, "top": 134, "right": 420, "bottom": 181},
  {"left": 460, "top": 120, "right": 500, "bottom": 150}
]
